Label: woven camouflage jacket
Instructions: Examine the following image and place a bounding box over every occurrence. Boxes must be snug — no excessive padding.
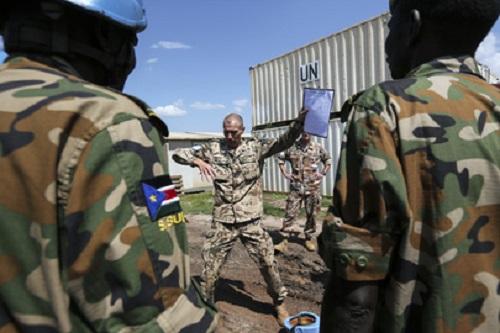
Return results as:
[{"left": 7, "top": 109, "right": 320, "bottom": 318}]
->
[
  {"left": 319, "top": 56, "right": 500, "bottom": 333},
  {"left": 173, "top": 123, "right": 303, "bottom": 224},
  {"left": 0, "top": 55, "right": 218, "bottom": 333},
  {"left": 277, "top": 140, "right": 332, "bottom": 193}
]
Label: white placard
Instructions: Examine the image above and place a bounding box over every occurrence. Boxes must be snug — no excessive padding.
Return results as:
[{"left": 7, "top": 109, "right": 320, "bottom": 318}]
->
[{"left": 303, "top": 88, "right": 335, "bottom": 138}]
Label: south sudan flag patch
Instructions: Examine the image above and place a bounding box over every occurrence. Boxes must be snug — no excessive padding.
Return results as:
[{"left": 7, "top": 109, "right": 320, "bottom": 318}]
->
[{"left": 141, "top": 174, "right": 182, "bottom": 220}]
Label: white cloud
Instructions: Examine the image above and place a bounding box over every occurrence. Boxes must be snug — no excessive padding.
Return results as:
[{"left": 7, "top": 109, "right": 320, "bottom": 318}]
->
[
  {"left": 152, "top": 41, "right": 191, "bottom": 49},
  {"left": 232, "top": 99, "right": 248, "bottom": 113},
  {"left": 146, "top": 58, "right": 158, "bottom": 64},
  {"left": 233, "top": 99, "right": 248, "bottom": 107},
  {"left": 154, "top": 99, "right": 187, "bottom": 117},
  {"left": 190, "top": 101, "right": 225, "bottom": 110},
  {"left": 477, "top": 32, "right": 500, "bottom": 76}
]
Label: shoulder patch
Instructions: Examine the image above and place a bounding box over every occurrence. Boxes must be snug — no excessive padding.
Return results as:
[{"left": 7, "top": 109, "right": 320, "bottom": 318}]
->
[{"left": 140, "top": 174, "right": 182, "bottom": 220}]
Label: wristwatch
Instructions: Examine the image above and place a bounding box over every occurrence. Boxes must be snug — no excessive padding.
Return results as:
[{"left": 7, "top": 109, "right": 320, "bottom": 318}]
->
[{"left": 320, "top": 170, "right": 327, "bottom": 176}]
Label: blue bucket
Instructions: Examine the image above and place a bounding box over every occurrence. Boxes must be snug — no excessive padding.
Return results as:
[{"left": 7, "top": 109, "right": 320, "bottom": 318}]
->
[{"left": 284, "top": 311, "right": 320, "bottom": 333}]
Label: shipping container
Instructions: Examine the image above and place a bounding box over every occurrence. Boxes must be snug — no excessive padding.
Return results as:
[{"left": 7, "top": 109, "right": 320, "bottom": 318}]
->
[
  {"left": 250, "top": 12, "right": 391, "bottom": 196},
  {"left": 478, "top": 63, "right": 500, "bottom": 84},
  {"left": 250, "top": 12, "right": 391, "bottom": 130}
]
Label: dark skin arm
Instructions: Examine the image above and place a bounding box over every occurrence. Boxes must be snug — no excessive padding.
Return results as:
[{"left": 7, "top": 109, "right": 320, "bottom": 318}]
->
[{"left": 320, "top": 275, "right": 380, "bottom": 333}]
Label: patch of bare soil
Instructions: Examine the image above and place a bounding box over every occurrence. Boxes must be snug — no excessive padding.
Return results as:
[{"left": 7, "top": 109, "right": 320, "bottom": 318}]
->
[{"left": 186, "top": 214, "right": 330, "bottom": 333}]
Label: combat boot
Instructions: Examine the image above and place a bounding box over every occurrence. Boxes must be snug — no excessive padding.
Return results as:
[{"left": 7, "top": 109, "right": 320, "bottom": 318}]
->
[
  {"left": 275, "top": 303, "right": 290, "bottom": 327},
  {"left": 305, "top": 239, "right": 316, "bottom": 252},
  {"left": 274, "top": 239, "right": 288, "bottom": 253}
]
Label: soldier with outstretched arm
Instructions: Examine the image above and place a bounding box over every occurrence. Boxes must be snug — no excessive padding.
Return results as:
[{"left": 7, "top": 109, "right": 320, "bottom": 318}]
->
[{"left": 173, "top": 109, "right": 308, "bottom": 326}]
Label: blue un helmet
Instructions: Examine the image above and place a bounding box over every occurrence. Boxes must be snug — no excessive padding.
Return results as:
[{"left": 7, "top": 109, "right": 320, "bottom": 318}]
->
[{"left": 60, "top": 0, "right": 147, "bottom": 31}]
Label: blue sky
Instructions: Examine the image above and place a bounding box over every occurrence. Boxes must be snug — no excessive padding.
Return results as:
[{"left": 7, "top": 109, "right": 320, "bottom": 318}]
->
[{"left": 1, "top": 1, "right": 499, "bottom": 133}]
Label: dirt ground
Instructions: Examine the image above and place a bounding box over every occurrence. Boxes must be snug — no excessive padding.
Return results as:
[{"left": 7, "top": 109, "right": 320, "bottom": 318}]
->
[{"left": 185, "top": 213, "right": 330, "bottom": 333}]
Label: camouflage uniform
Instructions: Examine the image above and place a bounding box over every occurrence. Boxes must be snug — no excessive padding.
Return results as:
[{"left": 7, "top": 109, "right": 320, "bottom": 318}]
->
[
  {"left": 319, "top": 56, "right": 500, "bottom": 332},
  {"left": 277, "top": 141, "right": 331, "bottom": 240},
  {"left": 0, "top": 55, "right": 218, "bottom": 333},
  {"left": 173, "top": 122, "right": 303, "bottom": 303}
]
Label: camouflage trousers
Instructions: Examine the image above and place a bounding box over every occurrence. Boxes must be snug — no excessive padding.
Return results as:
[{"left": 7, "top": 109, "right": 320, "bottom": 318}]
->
[
  {"left": 280, "top": 190, "right": 321, "bottom": 240},
  {"left": 201, "top": 219, "right": 287, "bottom": 305}
]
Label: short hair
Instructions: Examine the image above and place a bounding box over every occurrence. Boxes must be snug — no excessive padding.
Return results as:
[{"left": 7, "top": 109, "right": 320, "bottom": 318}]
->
[
  {"left": 393, "top": 0, "right": 500, "bottom": 52},
  {"left": 223, "top": 113, "right": 244, "bottom": 129}
]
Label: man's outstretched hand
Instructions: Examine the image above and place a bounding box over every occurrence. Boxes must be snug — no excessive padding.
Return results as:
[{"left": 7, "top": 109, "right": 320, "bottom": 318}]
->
[{"left": 193, "top": 158, "right": 217, "bottom": 182}]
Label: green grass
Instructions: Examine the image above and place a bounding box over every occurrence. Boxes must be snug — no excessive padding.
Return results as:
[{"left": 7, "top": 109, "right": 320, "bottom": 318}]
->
[
  {"left": 262, "top": 192, "right": 290, "bottom": 217},
  {"left": 179, "top": 191, "right": 331, "bottom": 218},
  {"left": 179, "top": 191, "right": 214, "bottom": 215}
]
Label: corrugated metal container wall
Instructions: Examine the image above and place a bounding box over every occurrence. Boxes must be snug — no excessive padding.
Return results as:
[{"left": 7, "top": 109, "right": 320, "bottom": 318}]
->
[
  {"left": 477, "top": 63, "right": 500, "bottom": 84},
  {"left": 250, "top": 12, "right": 390, "bottom": 127},
  {"left": 250, "top": 13, "right": 390, "bottom": 196},
  {"left": 256, "top": 121, "right": 345, "bottom": 197}
]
